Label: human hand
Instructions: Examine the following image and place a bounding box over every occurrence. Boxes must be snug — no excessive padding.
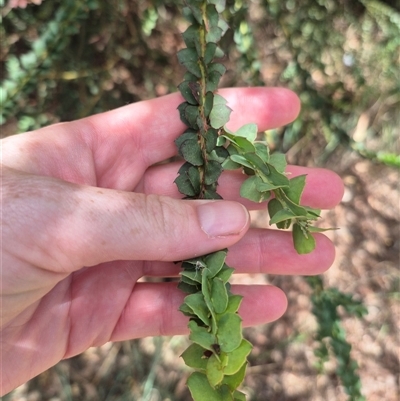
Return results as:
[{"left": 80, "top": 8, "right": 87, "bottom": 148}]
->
[{"left": 0, "top": 87, "right": 343, "bottom": 394}]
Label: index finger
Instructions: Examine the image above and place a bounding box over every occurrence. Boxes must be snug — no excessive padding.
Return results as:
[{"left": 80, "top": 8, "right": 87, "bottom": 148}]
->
[
  {"left": 84, "top": 87, "right": 300, "bottom": 166},
  {"left": 2, "top": 88, "right": 300, "bottom": 189}
]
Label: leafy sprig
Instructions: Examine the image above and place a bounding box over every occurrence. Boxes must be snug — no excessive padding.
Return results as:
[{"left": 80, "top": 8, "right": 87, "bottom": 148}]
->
[
  {"left": 175, "top": 1, "right": 324, "bottom": 399},
  {"left": 306, "top": 276, "right": 367, "bottom": 401}
]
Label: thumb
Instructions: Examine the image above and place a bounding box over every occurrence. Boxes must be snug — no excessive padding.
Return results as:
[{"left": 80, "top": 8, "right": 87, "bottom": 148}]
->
[{"left": 4, "top": 169, "right": 250, "bottom": 271}]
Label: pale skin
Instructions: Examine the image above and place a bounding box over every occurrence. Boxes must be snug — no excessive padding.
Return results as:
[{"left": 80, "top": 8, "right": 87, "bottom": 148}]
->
[{"left": 1, "top": 87, "right": 344, "bottom": 394}]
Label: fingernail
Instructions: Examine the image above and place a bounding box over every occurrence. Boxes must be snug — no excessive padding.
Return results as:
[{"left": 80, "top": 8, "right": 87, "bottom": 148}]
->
[{"left": 197, "top": 201, "right": 249, "bottom": 238}]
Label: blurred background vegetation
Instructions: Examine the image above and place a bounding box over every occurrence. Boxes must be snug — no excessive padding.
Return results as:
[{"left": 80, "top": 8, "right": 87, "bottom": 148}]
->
[{"left": 2, "top": 0, "right": 399, "bottom": 400}]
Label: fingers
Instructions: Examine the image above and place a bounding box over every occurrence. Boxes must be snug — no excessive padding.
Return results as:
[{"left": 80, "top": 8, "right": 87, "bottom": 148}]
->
[
  {"left": 222, "top": 87, "right": 300, "bottom": 131},
  {"left": 76, "top": 87, "right": 301, "bottom": 167},
  {"left": 2, "top": 88, "right": 300, "bottom": 190},
  {"left": 141, "top": 162, "right": 344, "bottom": 210},
  {"left": 227, "top": 229, "right": 335, "bottom": 275},
  {"left": 83, "top": 88, "right": 300, "bottom": 182},
  {"left": 84, "top": 86, "right": 299, "bottom": 139},
  {"left": 111, "top": 282, "right": 287, "bottom": 341},
  {"left": 140, "top": 227, "right": 335, "bottom": 278},
  {"left": 3, "top": 167, "right": 251, "bottom": 272}
]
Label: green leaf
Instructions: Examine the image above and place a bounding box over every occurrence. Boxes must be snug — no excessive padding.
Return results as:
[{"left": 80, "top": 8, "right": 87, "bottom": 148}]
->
[
  {"left": 206, "top": 70, "right": 223, "bottom": 92},
  {"left": 186, "top": 62, "right": 203, "bottom": 78},
  {"left": 20, "top": 52, "right": 37, "bottom": 70},
  {"left": 179, "top": 138, "right": 203, "bottom": 166},
  {"left": 263, "top": 162, "right": 290, "bottom": 187},
  {"left": 203, "top": 188, "right": 223, "bottom": 199},
  {"left": 179, "top": 302, "right": 196, "bottom": 317},
  {"left": 292, "top": 223, "right": 316, "bottom": 254},
  {"left": 217, "top": 313, "right": 243, "bottom": 353},
  {"left": 189, "top": 320, "right": 217, "bottom": 351},
  {"left": 208, "top": 62, "right": 227, "bottom": 76},
  {"left": 229, "top": 154, "right": 254, "bottom": 170},
  {"left": 210, "top": 95, "right": 232, "bottom": 129},
  {"left": 206, "top": 26, "right": 223, "bottom": 43},
  {"left": 185, "top": 1, "right": 203, "bottom": 24},
  {"left": 268, "top": 198, "right": 289, "bottom": 229},
  {"left": 225, "top": 295, "right": 243, "bottom": 314},
  {"left": 240, "top": 176, "right": 269, "bottom": 203},
  {"left": 185, "top": 105, "right": 201, "bottom": 127},
  {"left": 184, "top": 71, "right": 200, "bottom": 82},
  {"left": 174, "top": 173, "right": 196, "bottom": 197},
  {"left": 209, "top": 147, "right": 229, "bottom": 163},
  {"left": 206, "top": 353, "right": 225, "bottom": 387},
  {"left": 215, "top": 46, "right": 225, "bottom": 58},
  {"left": 180, "top": 272, "right": 201, "bottom": 286},
  {"left": 206, "top": 4, "right": 219, "bottom": 27},
  {"left": 256, "top": 180, "right": 287, "bottom": 192},
  {"left": 204, "top": 42, "right": 217, "bottom": 64},
  {"left": 305, "top": 207, "right": 321, "bottom": 219},
  {"left": 209, "top": 0, "right": 226, "bottom": 13},
  {"left": 175, "top": 130, "right": 198, "bottom": 148},
  {"left": 203, "top": 91, "right": 214, "bottom": 118},
  {"left": 279, "top": 191, "right": 308, "bottom": 217},
  {"left": 182, "top": 24, "right": 200, "bottom": 48},
  {"left": 217, "top": 17, "right": 229, "bottom": 36},
  {"left": 181, "top": 270, "right": 202, "bottom": 284},
  {"left": 196, "top": 114, "right": 205, "bottom": 132},
  {"left": 178, "top": 281, "right": 200, "bottom": 294},
  {"left": 284, "top": 175, "right": 307, "bottom": 204},
  {"left": 211, "top": 277, "right": 229, "bottom": 313},
  {"left": 204, "top": 129, "right": 218, "bottom": 152},
  {"left": 233, "top": 390, "right": 247, "bottom": 401},
  {"left": 187, "top": 372, "right": 225, "bottom": 401},
  {"left": 215, "top": 266, "right": 235, "bottom": 283},
  {"left": 178, "top": 80, "right": 199, "bottom": 105},
  {"left": 178, "top": 48, "right": 200, "bottom": 73},
  {"left": 269, "top": 152, "right": 287, "bottom": 173},
  {"left": 243, "top": 153, "right": 272, "bottom": 179},
  {"left": 181, "top": 343, "right": 208, "bottom": 371},
  {"left": 268, "top": 198, "right": 282, "bottom": 218},
  {"left": 178, "top": 102, "right": 190, "bottom": 126},
  {"left": 180, "top": 276, "right": 200, "bottom": 294},
  {"left": 222, "top": 157, "right": 241, "bottom": 170},
  {"left": 269, "top": 208, "right": 296, "bottom": 225},
  {"left": 222, "top": 362, "right": 247, "bottom": 392},
  {"left": 185, "top": 293, "right": 211, "bottom": 326},
  {"left": 222, "top": 132, "right": 255, "bottom": 153},
  {"left": 6, "top": 55, "right": 23, "bottom": 81},
  {"left": 234, "top": 123, "right": 258, "bottom": 142},
  {"left": 188, "top": 166, "right": 201, "bottom": 194},
  {"left": 205, "top": 160, "right": 223, "bottom": 185},
  {"left": 254, "top": 142, "right": 270, "bottom": 163},
  {"left": 224, "top": 339, "right": 252, "bottom": 375},
  {"left": 201, "top": 268, "right": 215, "bottom": 317},
  {"left": 205, "top": 250, "right": 227, "bottom": 277},
  {"left": 32, "top": 37, "right": 46, "bottom": 56}
]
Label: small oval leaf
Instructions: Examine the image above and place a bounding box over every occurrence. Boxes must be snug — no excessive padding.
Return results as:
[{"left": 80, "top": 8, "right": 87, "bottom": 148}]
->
[
  {"left": 217, "top": 313, "right": 242, "bottom": 352},
  {"left": 211, "top": 277, "right": 229, "bottom": 313},
  {"left": 292, "top": 223, "right": 316, "bottom": 254}
]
